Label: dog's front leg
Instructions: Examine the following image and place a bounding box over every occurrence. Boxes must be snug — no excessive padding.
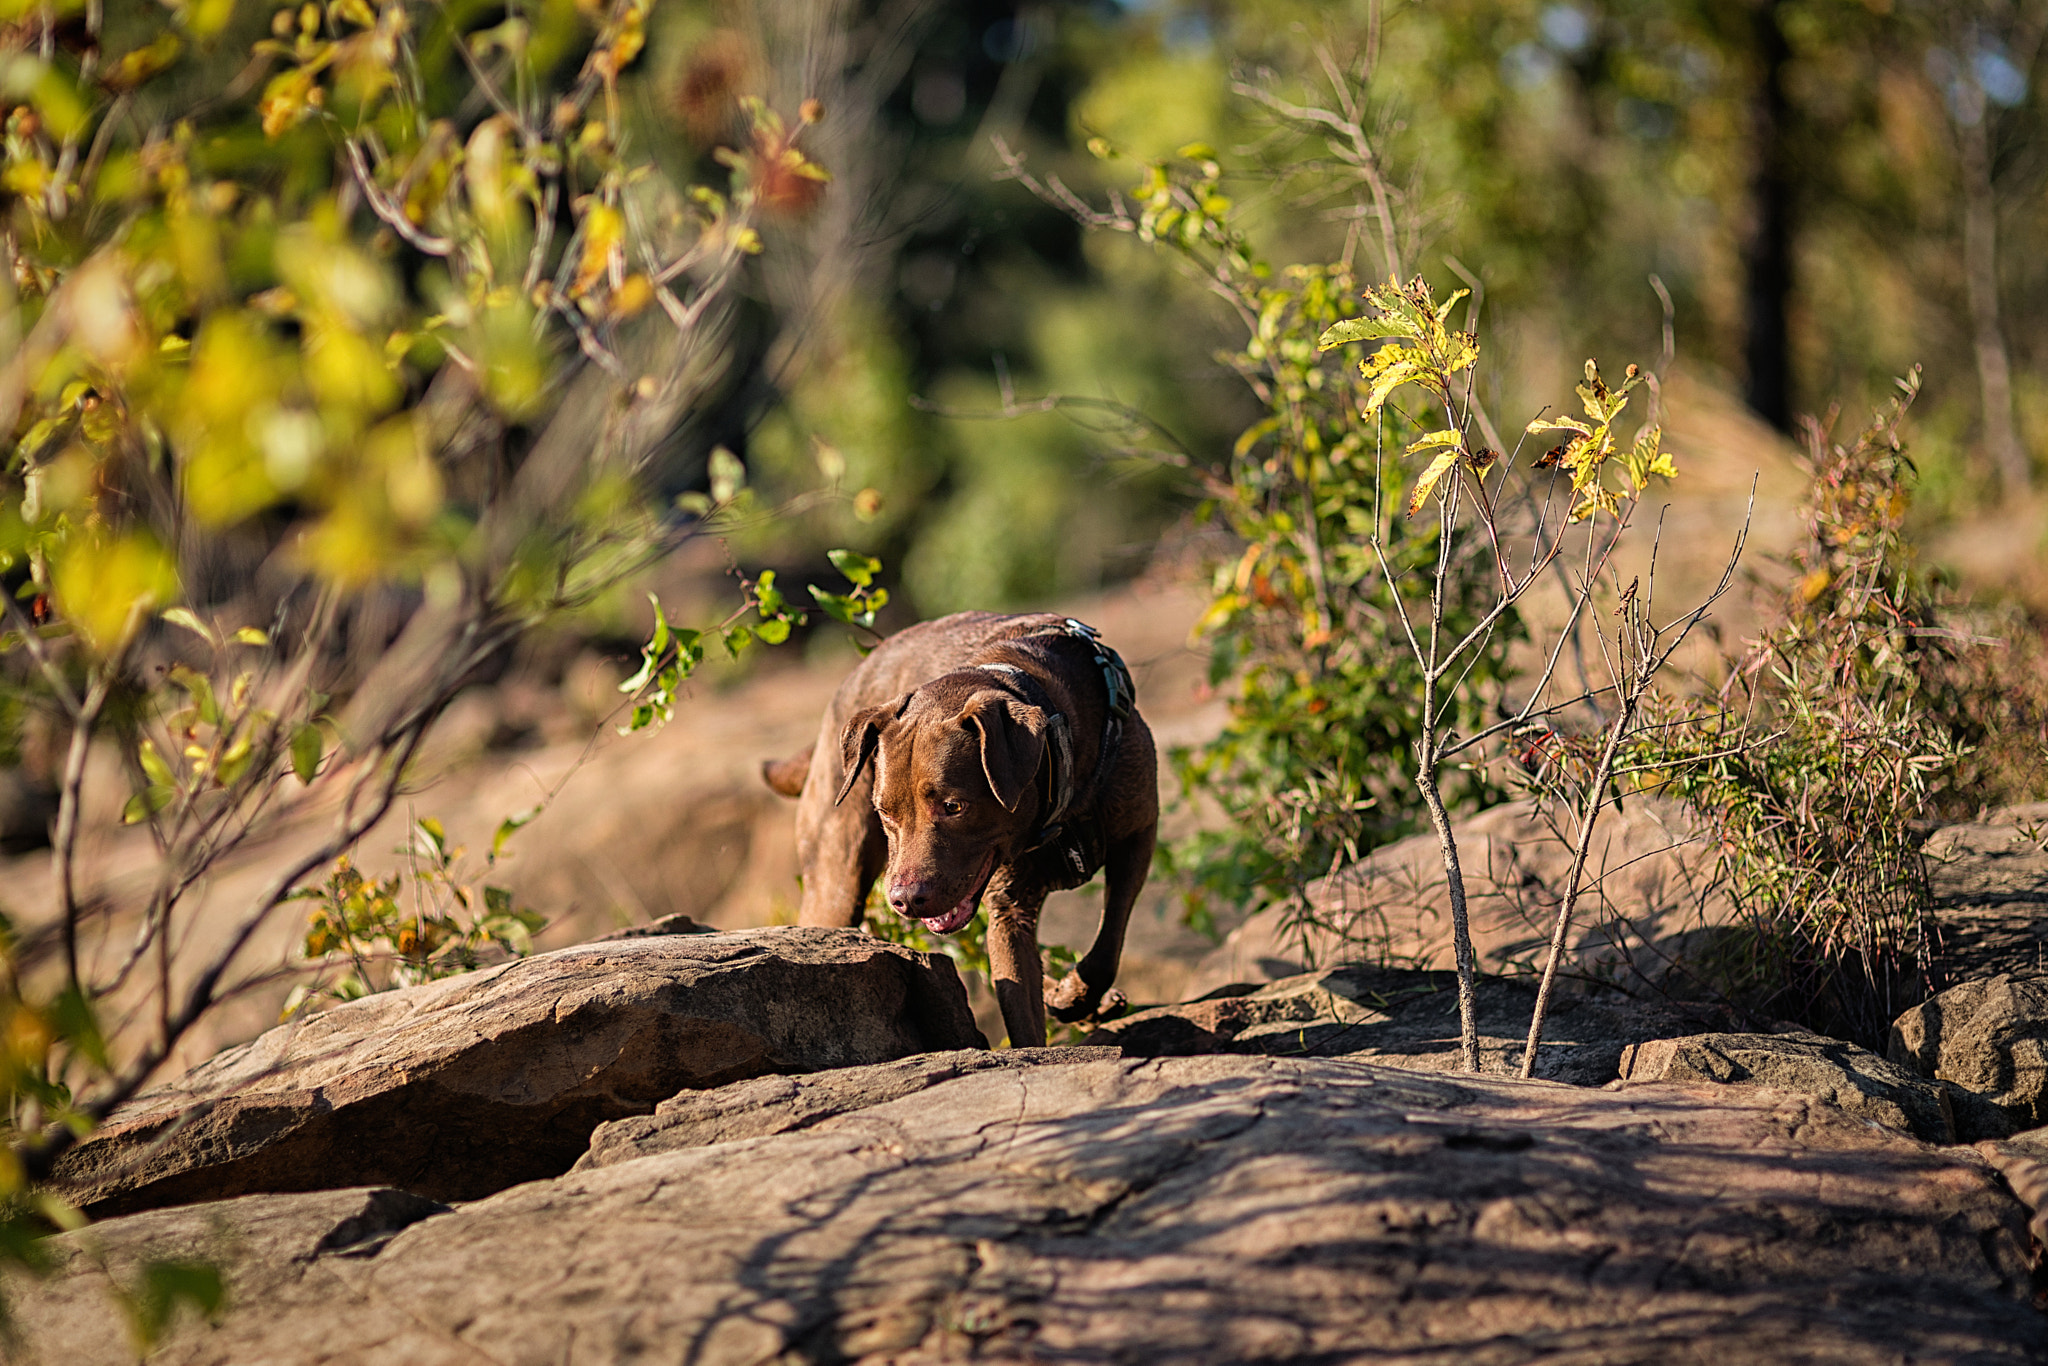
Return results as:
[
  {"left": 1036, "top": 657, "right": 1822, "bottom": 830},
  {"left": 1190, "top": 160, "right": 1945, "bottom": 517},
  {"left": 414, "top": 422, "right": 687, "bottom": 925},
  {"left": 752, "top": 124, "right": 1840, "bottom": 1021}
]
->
[
  {"left": 795, "top": 799, "right": 887, "bottom": 929},
  {"left": 985, "top": 890, "right": 1048, "bottom": 1048},
  {"left": 1047, "top": 821, "right": 1156, "bottom": 1023}
]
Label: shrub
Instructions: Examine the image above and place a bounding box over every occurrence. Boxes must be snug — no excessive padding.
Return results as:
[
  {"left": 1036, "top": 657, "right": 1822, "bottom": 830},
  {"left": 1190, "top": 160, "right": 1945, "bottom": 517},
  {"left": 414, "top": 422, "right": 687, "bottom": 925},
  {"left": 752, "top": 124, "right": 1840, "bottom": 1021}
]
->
[{"left": 1631, "top": 376, "right": 1998, "bottom": 1044}]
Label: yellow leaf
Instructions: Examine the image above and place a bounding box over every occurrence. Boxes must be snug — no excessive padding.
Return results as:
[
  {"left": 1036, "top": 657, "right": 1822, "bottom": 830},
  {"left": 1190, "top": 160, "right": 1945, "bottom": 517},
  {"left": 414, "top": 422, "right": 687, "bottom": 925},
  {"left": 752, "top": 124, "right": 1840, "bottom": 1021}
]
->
[
  {"left": 305, "top": 320, "right": 400, "bottom": 414},
  {"left": 51, "top": 532, "right": 179, "bottom": 654},
  {"left": 259, "top": 68, "right": 317, "bottom": 140},
  {"left": 1440, "top": 330, "right": 1479, "bottom": 374},
  {"left": 1407, "top": 446, "right": 1464, "bottom": 516},
  {"left": 1799, "top": 567, "right": 1831, "bottom": 602},
  {"left": 1360, "top": 349, "right": 1423, "bottom": 415},
  {"left": 611, "top": 273, "right": 654, "bottom": 319},
  {"left": 572, "top": 204, "right": 624, "bottom": 298},
  {"left": 1404, "top": 428, "right": 1463, "bottom": 456}
]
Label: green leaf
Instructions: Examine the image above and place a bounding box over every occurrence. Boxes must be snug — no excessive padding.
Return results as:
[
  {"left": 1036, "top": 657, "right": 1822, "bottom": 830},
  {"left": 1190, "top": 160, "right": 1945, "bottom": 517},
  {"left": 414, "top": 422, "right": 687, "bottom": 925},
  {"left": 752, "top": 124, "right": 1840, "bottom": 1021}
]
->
[
  {"left": 413, "top": 818, "right": 446, "bottom": 863},
  {"left": 754, "top": 570, "right": 785, "bottom": 617},
  {"left": 754, "top": 617, "right": 791, "bottom": 645},
  {"left": 138, "top": 739, "right": 175, "bottom": 789},
  {"left": 810, "top": 587, "right": 855, "bottom": 624},
  {"left": 122, "top": 786, "right": 167, "bottom": 823},
  {"left": 168, "top": 666, "right": 220, "bottom": 725},
  {"left": 290, "top": 723, "right": 323, "bottom": 784},
  {"left": 1233, "top": 414, "right": 1282, "bottom": 458},
  {"left": 161, "top": 607, "right": 217, "bottom": 646},
  {"left": 723, "top": 624, "right": 753, "bottom": 657},
  {"left": 491, "top": 805, "right": 542, "bottom": 861},
  {"left": 232, "top": 627, "right": 270, "bottom": 646},
  {"left": 825, "top": 549, "right": 880, "bottom": 587},
  {"left": 645, "top": 595, "right": 671, "bottom": 661},
  {"left": 617, "top": 649, "right": 657, "bottom": 695},
  {"left": 1433, "top": 288, "right": 1471, "bottom": 323},
  {"left": 1315, "top": 317, "right": 1407, "bottom": 350}
]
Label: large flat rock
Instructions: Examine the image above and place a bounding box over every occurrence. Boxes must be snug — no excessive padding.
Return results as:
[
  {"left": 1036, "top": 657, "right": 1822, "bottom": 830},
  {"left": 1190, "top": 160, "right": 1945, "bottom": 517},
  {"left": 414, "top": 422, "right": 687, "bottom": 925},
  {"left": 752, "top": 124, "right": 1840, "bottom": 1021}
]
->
[
  {"left": 1088, "top": 963, "right": 1713, "bottom": 1085},
  {"left": 11, "top": 1054, "right": 2043, "bottom": 1363},
  {"left": 49, "top": 928, "right": 983, "bottom": 1216}
]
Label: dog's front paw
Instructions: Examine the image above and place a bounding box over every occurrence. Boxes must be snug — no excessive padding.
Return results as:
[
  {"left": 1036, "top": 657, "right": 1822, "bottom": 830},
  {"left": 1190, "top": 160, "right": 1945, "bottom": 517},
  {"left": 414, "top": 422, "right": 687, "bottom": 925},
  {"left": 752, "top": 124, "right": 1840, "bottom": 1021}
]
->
[{"left": 1045, "top": 974, "right": 1126, "bottom": 1024}]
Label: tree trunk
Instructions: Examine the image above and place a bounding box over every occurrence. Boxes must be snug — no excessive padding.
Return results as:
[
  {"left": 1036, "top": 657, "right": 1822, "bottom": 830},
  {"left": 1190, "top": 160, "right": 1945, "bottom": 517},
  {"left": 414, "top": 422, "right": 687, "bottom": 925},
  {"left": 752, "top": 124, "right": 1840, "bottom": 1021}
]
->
[
  {"left": 1416, "top": 764, "right": 1480, "bottom": 1072},
  {"left": 1957, "top": 79, "right": 2028, "bottom": 490},
  {"left": 1743, "top": 0, "right": 1796, "bottom": 434}
]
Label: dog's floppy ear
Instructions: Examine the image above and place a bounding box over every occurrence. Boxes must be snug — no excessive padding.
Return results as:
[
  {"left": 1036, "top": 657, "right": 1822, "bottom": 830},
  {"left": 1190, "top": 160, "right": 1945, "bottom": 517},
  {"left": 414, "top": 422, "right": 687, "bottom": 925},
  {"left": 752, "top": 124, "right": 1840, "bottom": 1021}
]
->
[
  {"left": 963, "top": 693, "right": 1049, "bottom": 813},
  {"left": 834, "top": 693, "right": 910, "bottom": 806}
]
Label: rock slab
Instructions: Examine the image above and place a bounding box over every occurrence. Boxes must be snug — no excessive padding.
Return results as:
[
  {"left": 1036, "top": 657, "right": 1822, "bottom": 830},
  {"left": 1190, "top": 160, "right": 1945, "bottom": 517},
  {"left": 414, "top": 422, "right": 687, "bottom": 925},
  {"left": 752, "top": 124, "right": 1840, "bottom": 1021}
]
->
[
  {"left": 1191, "top": 797, "right": 1731, "bottom": 994},
  {"left": 578, "top": 1045, "right": 1104, "bottom": 1170},
  {"left": 1890, "top": 972, "right": 2048, "bottom": 1137},
  {"left": 50, "top": 927, "right": 983, "bottom": 1216},
  {"left": 8, "top": 1054, "right": 2042, "bottom": 1364},
  {"left": 1091, "top": 963, "right": 1712, "bottom": 1085},
  {"left": 1618, "top": 1031, "right": 1954, "bottom": 1142}
]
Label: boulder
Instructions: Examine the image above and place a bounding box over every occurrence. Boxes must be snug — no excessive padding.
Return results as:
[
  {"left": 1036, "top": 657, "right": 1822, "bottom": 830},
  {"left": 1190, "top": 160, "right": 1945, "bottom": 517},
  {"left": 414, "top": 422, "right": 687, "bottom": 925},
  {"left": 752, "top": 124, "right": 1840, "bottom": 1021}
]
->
[
  {"left": 49, "top": 928, "right": 983, "bottom": 1217},
  {"left": 1089, "top": 964, "right": 1713, "bottom": 1085},
  {"left": 1889, "top": 973, "right": 2048, "bottom": 1137},
  {"left": 1190, "top": 797, "right": 1736, "bottom": 996},
  {"left": 8, "top": 1054, "right": 2042, "bottom": 1364},
  {"left": 1618, "top": 1031, "right": 1953, "bottom": 1143}
]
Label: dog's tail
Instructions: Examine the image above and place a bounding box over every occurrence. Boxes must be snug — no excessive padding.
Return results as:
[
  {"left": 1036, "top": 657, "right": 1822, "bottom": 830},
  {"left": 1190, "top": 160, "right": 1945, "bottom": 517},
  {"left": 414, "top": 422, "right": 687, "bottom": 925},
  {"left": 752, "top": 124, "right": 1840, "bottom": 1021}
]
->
[{"left": 760, "top": 745, "right": 813, "bottom": 799}]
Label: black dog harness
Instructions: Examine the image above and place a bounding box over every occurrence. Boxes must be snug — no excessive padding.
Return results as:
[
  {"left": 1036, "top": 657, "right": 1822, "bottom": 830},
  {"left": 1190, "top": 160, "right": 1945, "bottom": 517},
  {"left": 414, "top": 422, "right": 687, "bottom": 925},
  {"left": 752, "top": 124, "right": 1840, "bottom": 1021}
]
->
[{"left": 978, "top": 618, "right": 1135, "bottom": 885}]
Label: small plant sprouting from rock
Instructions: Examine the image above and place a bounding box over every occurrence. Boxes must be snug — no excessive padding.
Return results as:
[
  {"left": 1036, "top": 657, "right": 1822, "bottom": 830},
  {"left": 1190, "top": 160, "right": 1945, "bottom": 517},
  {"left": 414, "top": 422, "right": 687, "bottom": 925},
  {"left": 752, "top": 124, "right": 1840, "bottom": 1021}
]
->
[{"left": 284, "top": 815, "right": 547, "bottom": 1016}]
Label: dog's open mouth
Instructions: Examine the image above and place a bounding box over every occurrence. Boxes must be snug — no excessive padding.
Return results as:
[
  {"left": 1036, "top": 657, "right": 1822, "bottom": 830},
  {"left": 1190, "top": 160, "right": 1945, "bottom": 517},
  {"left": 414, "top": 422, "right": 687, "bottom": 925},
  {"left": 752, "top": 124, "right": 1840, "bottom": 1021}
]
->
[{"left": 916, "top": 849, "right": 996, "bottom": 936}]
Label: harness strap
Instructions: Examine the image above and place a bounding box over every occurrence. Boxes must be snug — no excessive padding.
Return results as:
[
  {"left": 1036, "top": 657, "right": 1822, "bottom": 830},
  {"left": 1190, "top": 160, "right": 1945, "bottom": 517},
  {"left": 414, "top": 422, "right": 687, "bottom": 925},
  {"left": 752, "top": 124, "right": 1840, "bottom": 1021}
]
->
[{"left": 973, "top": 618, "right": 1136, "bottom": 881}]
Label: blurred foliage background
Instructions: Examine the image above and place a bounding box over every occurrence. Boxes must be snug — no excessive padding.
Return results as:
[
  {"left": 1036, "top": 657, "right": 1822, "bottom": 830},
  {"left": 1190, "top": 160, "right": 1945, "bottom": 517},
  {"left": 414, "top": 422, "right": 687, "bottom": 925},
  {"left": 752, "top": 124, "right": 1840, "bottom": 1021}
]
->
[
  {"left": 721, "top": 0, "right": 2048, "bottom": 614},
  {"left": 5, "top": 0, "right": 2048, "bottom": 1086},
  {"left": 16, "top": 0, "right": 2044, "bottom": 645}
]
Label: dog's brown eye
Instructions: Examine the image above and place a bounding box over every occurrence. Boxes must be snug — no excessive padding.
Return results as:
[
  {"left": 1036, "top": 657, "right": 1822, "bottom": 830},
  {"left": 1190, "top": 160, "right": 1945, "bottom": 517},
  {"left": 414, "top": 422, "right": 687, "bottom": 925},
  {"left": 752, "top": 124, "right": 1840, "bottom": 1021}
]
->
[{"left": 941, "top": 799, "right": 963, "bottom": 817}]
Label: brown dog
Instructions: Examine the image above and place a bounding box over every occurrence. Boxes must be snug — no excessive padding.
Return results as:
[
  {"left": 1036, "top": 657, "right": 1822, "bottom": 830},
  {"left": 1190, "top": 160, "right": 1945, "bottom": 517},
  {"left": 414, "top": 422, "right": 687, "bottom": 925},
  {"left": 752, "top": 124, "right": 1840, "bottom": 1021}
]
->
[{"left": 762, "top": 612, "right": 1157, "bottom": 1046}]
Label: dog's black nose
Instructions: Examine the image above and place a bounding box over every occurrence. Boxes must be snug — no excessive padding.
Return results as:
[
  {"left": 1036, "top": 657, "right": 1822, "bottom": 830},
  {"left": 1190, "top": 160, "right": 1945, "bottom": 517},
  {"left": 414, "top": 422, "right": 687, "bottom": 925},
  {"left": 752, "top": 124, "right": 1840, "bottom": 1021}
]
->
[{"left": 888, "top": 880, "right": 930, "bottom": 913}]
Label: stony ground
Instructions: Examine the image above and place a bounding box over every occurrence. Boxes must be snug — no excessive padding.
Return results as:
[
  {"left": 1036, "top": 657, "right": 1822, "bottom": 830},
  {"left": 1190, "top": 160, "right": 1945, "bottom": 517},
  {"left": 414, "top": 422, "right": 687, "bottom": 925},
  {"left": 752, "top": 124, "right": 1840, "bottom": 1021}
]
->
[{"left": 13, "top": 1050, "right": 2045, "bottom": 1365}]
